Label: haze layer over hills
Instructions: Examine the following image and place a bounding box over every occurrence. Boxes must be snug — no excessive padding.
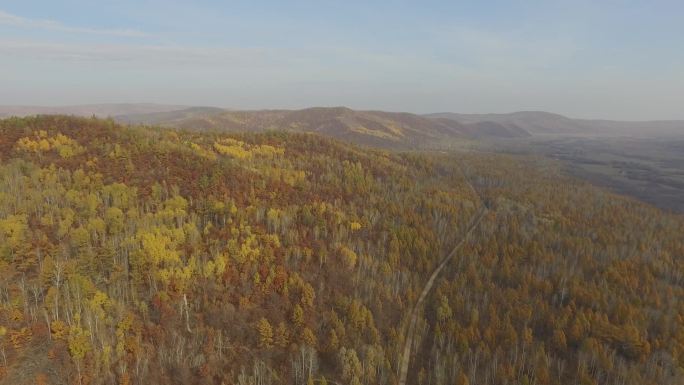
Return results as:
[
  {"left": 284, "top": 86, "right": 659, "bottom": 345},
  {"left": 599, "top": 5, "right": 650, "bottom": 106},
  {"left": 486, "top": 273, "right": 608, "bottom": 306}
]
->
[
  {"left": 6, "top": 104, "right": 683, "bottom": 145},
  {"left": 0, "top": 104, "right": 187, "bottom": 119},
  {"left": 427, "top": 111, "right": 684, "bottom": 137}
]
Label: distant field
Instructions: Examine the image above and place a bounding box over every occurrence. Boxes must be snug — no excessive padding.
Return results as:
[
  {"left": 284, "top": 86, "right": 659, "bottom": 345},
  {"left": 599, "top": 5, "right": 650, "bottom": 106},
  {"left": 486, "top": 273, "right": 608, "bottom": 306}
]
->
[{"left": 484, "top": 136, "right": 684, "bottom": 213}]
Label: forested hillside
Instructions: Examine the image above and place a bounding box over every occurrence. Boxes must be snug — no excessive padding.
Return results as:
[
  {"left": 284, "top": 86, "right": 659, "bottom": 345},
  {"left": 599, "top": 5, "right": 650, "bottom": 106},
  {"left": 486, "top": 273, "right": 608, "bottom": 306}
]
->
[
  {"left": 117, "top": 106, "right": 470, "bottom": 149},
  {"left": 0, "top": 116, "right": 681, "bottom": 385},
  {"left": 116, "top": 106, "right": 527, "bottom": 148}
]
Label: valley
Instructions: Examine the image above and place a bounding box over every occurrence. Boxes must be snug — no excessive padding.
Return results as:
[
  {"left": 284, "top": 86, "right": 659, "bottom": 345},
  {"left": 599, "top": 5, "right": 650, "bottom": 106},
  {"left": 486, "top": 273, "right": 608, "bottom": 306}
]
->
[{"left": 480, "top": 136, "right": 684, "bottom": 213}]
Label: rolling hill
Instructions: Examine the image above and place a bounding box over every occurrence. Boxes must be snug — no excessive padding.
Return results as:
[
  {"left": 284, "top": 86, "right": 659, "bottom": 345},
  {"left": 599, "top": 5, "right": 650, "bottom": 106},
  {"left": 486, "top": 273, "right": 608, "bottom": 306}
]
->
[
  {"left": 115, "top": 107, "right": 684, "bottom": 141},
  {"left": 116, "top": 106, "right": 535, "bottom": 148},
  {"left": 3, "top": 104, "right": 682, "bottom": 141},
  {"left": 431, "top": 118, "right": 532, "bottom": 138},
  {"left": 117, "top": 106, "right": 465, "bottom": 148},
  {"left": 426, "top": 111, "right": 684, "bottom": 137}
]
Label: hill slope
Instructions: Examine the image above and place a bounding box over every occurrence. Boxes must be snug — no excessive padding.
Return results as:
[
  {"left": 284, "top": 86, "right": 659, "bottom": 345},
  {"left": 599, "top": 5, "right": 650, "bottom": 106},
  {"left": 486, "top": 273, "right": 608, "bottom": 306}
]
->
[
  {"left": 117, "top": 106, "right": 534, "bottom": 148},
  {"left": 118, "top": 106, "right": 469, "bottom": 148},
  {"left": 0, "top": 116, "right": 682, "bottom": 385}
]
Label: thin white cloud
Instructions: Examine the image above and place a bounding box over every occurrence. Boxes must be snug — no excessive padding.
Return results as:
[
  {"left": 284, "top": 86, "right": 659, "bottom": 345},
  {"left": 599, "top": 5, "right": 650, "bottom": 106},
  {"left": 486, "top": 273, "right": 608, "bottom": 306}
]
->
[
  {"left": 0, "top": 40, "right": 273, "bottom": 66},
  {"left": 0, "top": 39, "right": 455, "bottom": 78},
  {"left": 0, "top": 9, "right": 148, "bottom": 37}
]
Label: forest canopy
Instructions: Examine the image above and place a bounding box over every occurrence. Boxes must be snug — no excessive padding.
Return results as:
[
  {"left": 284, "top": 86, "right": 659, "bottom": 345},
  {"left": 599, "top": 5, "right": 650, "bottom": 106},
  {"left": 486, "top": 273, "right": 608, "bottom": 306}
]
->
[{"left": 0, "top": 116, "right": 681, "bottom": 385}]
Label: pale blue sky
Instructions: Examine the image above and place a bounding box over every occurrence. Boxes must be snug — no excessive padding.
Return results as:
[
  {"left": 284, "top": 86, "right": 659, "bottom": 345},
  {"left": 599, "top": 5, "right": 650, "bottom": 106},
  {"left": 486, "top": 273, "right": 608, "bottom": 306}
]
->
[{"left": 1, "top": 1, "right": 682, "bottom": 119}]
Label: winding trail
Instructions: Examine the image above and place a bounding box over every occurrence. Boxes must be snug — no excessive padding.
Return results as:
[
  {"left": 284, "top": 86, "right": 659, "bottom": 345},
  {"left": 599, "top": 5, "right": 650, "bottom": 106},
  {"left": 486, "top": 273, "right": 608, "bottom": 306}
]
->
[{"left": 398, "top": 203, "right": 487, "bottom": 385}]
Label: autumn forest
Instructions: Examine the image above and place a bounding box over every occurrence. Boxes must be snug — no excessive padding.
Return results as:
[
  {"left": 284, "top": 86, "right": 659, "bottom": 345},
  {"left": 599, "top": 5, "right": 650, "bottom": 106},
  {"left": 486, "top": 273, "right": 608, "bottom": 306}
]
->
[{"left": 0, "top": 115, "right": 682, "bottom": 385}]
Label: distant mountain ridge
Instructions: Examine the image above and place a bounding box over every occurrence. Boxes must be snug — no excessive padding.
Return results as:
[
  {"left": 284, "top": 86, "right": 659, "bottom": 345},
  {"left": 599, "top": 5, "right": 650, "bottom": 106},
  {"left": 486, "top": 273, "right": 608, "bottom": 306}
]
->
[
  {"left": 115, "top": 106, "right": 493, "bottom": 148},
  {"left": 427, "top": 111, "right": 586, "bottom": 134},
  {"left": 426, "top": 111, "right": 684, "bottom": 137},
  {"left": 431, "top": 118, "right": 532, "bottom": 138},
  {"left": 2, "top": 104, "right": 682, "bottom": 148},
  {"left": 0, "top": 103, "right": 188, "bottom": 118}
]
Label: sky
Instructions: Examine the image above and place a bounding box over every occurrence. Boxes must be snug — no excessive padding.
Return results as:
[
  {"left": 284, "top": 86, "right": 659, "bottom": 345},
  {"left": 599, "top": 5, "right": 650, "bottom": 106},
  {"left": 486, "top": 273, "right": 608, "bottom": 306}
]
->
[{"left": 0, "top": 0, "right": 682, "bottom": 120}]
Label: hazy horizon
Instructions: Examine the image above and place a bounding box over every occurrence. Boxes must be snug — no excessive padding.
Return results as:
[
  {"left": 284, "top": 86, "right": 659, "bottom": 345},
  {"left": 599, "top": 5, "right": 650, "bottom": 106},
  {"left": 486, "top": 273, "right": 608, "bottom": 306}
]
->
[
  {"left": 4, "top": 102, "right": 684, "bottom": 123},
  {"left": 2, "top": 1, "right": 683, "bottom": 120}
]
